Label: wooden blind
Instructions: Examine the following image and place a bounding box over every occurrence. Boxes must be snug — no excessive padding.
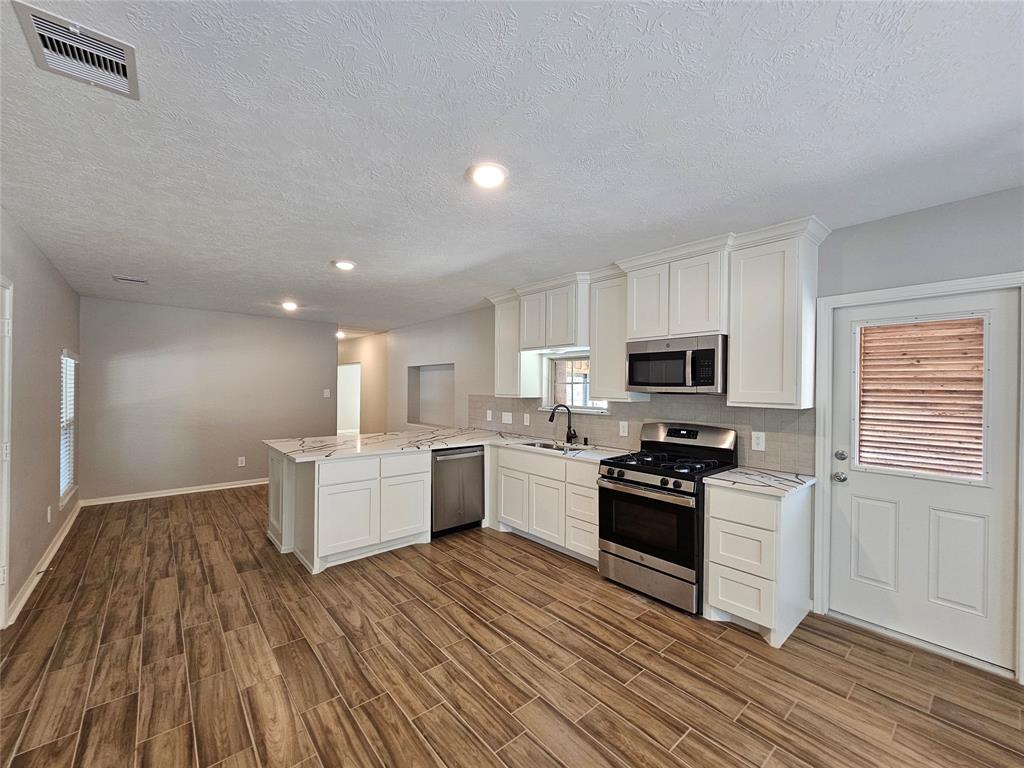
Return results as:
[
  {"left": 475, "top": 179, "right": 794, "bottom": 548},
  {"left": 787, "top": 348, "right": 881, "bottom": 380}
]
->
[
  {"left": 60, "top": 352, "right": 77, "bottom": 497},
  {"left": 857, "top": 317, "right": 984, "bottom": 478}
]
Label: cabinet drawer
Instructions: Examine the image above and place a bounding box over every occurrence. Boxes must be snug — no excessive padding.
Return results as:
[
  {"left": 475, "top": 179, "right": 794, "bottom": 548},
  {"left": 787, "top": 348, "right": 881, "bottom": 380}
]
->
[
  {"left": 565, "top": 518, "right": 598, "bottom": 561},
  {"left": 707, "top": 486, "right": 779, "bottom": 531},
  {"left": 708, "top": 563, "right": 775, "bottom": 628},
  {"left": 565, "top": 484, "right": 598, "bottom": 525},
  {"left": 381, "top": 451, "right": 432, "bottom": 478},
  {"left": 565, "top": 460, "right": 599, "bottom": 489},
  {"left": 709, "top": 519, "right": 776, "bottom": 579},
  {"left": 318, "top": 457, "right": 379, "bottom": 486},
  {"left": 499, "top": 448, "right": 565, "bottom": 481}
]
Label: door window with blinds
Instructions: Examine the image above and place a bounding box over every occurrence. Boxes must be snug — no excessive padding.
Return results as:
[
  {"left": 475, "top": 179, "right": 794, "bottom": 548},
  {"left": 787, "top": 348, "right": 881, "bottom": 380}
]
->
[
  {"left": 854, "top": 316, "right": 985, "bottom": 480},
  {"left": 59, "top": 350, "right": 77, "bottom": 504}
]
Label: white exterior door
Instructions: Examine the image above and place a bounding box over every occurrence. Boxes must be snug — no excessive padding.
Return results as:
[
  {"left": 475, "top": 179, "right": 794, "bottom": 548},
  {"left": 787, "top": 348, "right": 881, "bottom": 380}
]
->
[{"left": 829, "top": 289, "right": 1020, "bottom": 668}]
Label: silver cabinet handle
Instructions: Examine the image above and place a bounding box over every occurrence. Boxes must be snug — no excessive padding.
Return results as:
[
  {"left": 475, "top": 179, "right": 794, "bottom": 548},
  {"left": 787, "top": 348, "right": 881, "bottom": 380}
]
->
[{"left": 832, "top": 472, "right": 848, "bottom": 483}]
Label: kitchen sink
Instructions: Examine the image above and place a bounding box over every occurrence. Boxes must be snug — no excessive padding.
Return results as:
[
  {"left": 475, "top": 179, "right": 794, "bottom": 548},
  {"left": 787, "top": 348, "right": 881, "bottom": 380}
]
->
[{"left": 522, "top": 440, "right": 577, "bottom": 454}]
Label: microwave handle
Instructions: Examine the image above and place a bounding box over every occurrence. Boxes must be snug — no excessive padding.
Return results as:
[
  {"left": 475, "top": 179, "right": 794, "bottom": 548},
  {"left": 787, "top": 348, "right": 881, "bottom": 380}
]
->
[{"left": 684, "top": 349, "right": 693, "bottom": 387}]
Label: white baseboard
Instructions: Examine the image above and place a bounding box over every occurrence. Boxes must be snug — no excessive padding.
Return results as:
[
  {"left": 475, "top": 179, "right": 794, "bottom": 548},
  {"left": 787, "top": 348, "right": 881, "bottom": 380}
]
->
[
  {"left": 81, "top": 477, "right": 268, "bottom": 507},
  {"left": 5, "top": 499, "right": 82, "bottom": 628}
]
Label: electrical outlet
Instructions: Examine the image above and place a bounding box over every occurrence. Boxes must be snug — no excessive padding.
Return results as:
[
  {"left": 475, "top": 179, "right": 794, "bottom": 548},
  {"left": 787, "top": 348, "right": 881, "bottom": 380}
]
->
[
  {"left": 47, "top": 505, "right": 52, "bottom": 523},
  {"left": 486, "top": 409, "right": 493, "bottom": 421},
  {"left": 237, "top": 456, "right": 246, "bottom": 467},
  {"left": 619, "top": 421, "right": 629, "bottom": 437},
  {"left": 323, "top": 388, "right": 331, "bottom": 398},
  {"left": 523, "top": 413, "right": 530, "bottom": 427},
  {"left": 751, "top": 431, "right": 766, "bottom": 451},
  {"left": 501, "top": 412, "right": 513, "bottom": 424}
]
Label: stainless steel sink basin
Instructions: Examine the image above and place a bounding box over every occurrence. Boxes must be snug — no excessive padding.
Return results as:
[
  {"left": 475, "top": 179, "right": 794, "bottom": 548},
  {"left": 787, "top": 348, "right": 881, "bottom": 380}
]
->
[{"left": 525, "top": 441, "right": 562, "bottom": 450}]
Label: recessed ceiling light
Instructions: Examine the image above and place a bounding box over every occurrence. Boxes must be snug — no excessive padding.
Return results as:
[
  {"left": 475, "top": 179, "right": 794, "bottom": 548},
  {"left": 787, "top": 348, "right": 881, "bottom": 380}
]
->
[
  {"left": 467, "top": 162, "right": 508, "bottom": 189},
  {"left": 333, "top": 260, "right": 356, "bottom": 271},
  {"left": 336, "top": 330, "right": 346, "bottom": 339},
  {"left": 281, "top": 301, "right": 298, "bottom": 311}
]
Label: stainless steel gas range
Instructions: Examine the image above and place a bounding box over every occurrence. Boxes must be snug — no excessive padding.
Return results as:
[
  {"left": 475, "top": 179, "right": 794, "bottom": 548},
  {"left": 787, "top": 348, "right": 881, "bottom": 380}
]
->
[{"left": 597, "top": 423, "right": 737, "bottom": 613}]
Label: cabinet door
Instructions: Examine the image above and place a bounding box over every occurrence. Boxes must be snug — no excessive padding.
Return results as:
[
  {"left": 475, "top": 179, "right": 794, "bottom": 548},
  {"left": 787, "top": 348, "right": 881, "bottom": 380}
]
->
[
  {"left": 318, "top": 479, "right": 379, "bottom": 556},
  {"left": 565, "top": 518, "right": 599, "bottom": 561},
  {"left": 498, "top": 468, "right": 529, "bottom": 531},
  {"left": 589, "top": 278, "right": 629, "bottom": 400},
  {"left": 380, "top": 472, "right": 430, "bottom": 542},
  {"left": 728, "top": 238, "right": 803, "bottom": 407},
  {"left": 670, "top": 252, "right": 725, "bottom": 335},
  {"left": 519, "top": 293, "right": 547, "bottom": 350},
  {"left": 626, "top": 264, "right": 669, "bottom": 339},
  {"left": 545, "top": 285, "right": 575, "bottom": 347},
  {"left": 494, "top": 300, "right": 520, "bottom": 397},
  {"left": 529, "top": 475, "right": 565, "bottom": 546}
]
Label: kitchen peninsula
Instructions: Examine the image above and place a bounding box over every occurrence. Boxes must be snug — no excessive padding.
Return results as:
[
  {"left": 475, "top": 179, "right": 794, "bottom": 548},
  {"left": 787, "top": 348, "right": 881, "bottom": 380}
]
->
[{"left": 264, "top": 426, "right": 616, "bottom": 573}]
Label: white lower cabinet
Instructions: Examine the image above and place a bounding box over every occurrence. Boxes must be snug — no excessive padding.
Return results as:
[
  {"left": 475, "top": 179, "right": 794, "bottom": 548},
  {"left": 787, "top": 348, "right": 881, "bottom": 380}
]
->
[
  {"left": 565, "top": 517, "right": 599, "bottom": 560},
  {"left": 565, "top": 484, "right": 598, "bottom": 525},
  {"left": 705, "top": 483, "right": 812, "bottom": 647},
  {"left": 318, "top": 479, "right": 380, "bottom": 556},
  {"left": 528, "top": 475, "right": 565, "bottom": 546},
  {"left": 498, "top": 467, "right": 530, "bottom": 532},
  {"left": 380, "top": 472, "right": 430, "bottom": 542}
]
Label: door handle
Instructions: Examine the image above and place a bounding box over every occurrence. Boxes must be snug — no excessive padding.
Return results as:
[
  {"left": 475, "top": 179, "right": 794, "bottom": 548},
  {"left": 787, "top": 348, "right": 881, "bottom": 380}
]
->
[
  {"left": 832, "top": 472, "right": 848, "bottom": 483},
  {"left": 834, "top": 449, "right": 848, "bottom": 461}
]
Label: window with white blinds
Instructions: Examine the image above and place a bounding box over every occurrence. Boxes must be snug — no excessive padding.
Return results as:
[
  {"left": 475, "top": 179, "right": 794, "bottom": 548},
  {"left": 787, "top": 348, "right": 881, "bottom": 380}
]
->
[
  {"left": 856, "top": 317, "right": 984, "bottom": 479},
  {"left": 60, "top": 351, "right": 77, "bottom": 501}
]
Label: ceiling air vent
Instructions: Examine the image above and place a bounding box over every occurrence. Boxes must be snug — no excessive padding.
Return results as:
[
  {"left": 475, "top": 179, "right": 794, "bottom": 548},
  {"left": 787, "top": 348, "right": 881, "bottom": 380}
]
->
[
  {"left": 112, "top": 274, "right": 148, "bottom": 285},
  {"left": 13, "top": 2, "right": 139, "bottom": 99}
]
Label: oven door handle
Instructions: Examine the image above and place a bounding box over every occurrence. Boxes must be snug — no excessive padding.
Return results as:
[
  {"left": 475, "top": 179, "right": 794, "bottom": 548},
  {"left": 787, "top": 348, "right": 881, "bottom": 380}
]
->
[{"left": 597, "top": 478, "right": 696, "bottom": 507}]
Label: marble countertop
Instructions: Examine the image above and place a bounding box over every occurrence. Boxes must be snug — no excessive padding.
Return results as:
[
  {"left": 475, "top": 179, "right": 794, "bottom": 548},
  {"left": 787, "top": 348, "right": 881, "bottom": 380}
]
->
[
  {"left": 703, "top": 467, "right": 816, "bottom": 498},
  {"left": 264, "top": 426, "right": 625, "bottom": 464}
]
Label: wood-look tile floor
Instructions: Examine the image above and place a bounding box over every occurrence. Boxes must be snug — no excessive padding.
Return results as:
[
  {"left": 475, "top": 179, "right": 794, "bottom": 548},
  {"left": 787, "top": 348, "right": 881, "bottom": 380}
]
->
[{"left": 2, "top": 487, "right": 1022, "bottom": 768}]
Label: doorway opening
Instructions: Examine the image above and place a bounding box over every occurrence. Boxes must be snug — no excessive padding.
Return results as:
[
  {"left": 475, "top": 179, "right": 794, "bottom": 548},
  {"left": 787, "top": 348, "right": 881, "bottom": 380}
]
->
[
  {"left": 337, "top": 363, "right": 361, "bottom": 435},
  {"left": 0, "top": 277, "right": 12, "bottom": 627}
]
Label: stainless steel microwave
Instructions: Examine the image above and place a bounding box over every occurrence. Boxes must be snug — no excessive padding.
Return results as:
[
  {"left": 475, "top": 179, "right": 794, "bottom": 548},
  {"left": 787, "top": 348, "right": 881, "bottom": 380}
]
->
[{"left": 625, "top": 335, "right": 727, "bottom": 394}]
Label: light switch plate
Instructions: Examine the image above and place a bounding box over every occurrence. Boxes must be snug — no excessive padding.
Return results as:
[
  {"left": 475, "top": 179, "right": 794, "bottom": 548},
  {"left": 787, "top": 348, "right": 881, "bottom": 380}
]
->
[
  {"left": 619, "top": 421, "right": 629, "bottom": 437},
  {"left": 501, "top": 412, "right": 513, "bottom": 424},
  {"left": 322, "top": 388, "right": 331, "bottom": 398},
  {"left": 523, "top": 413, "right": 530, "bottom": 426},
  {"left": 751, "top": 431, "right": 766, "bottom": 451},
  {"left": 486, "top": 409, "right": 493, "bottom": 421},
  {"left": 237, "top": 456, "right": 246, "bottom": 467}
]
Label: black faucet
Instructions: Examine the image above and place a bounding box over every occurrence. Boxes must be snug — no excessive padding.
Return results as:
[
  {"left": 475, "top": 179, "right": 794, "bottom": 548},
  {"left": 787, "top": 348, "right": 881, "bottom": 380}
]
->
[{"left": 548, "top": 404, "right": 577, "bottom": 445}]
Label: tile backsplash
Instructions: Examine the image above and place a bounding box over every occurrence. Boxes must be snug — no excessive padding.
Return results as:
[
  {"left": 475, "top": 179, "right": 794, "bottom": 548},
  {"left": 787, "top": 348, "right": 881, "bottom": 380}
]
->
[{"left": 468, "top": 394, "right": 816, "bottom": 474}]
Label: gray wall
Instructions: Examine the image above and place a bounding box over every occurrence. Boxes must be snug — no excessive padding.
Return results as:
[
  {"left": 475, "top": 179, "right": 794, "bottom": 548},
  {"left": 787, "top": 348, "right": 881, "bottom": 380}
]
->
[
  {"left": 338, "top": 333, "right": 389, "bottom": 433},
  {"left": 819, "top": 186, "right": 1024, "bottom": 296},
  {"left": 80, "top": 298, "right": 337, "bottom": 499},
  {"left": 385, "top": 305, "right": 494, "bottom": 431},
  {"left": 1, "top": 210, "right": 80, "bottom": 601}
]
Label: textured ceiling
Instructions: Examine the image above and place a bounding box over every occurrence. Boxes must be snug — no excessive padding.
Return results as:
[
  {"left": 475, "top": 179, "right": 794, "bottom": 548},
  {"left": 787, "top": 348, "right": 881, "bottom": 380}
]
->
[{"left": 2, "top": 1, "right": 1022, "bottom": 330}]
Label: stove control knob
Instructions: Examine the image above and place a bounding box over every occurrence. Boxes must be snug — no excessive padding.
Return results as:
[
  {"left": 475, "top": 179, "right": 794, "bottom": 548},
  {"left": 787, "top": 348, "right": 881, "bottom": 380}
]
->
[
  {"left": 616, "top": 469, "right": 625, "bottom": 478},
  {"left": 660, "top": 477, "right": 669, "bottom": 487},
  {"left": 672, "top": 480, "right": 682, "bottom": 489},
  {"left": 605, "top": 467, "right": 614, "bottom": 476}
]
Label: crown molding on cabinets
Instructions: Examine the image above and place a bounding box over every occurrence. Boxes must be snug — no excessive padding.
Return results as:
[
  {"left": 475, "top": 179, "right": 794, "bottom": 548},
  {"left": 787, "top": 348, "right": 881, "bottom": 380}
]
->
[
  {"left": 487, "top": 290, "right": 519, "bottom": 305},
  {"left": 588, "top": 264, "right": 625, "bottom": 282},
  {"left": 514, "top": 271, "right": 591, "bottom": 297},
  {"left": 615, "top": 232, "right": 736, "bottom": 272},
  {"left": 732, "top": 216, "right": 832, "bottom": 249}
]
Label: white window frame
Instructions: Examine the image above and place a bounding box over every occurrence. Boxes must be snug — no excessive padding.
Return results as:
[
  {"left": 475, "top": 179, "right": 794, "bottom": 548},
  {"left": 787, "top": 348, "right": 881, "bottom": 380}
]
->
[
  {"left": 59, "top": 349, "right": 78, "bottom": 509},
  {"left": 539, "top": 351, "right": 609, "bottom": 414}
]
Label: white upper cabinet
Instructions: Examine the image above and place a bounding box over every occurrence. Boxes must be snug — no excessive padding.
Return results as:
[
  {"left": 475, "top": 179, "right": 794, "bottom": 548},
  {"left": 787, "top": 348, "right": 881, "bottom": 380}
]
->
[
  {"left": 490, "top": 294, "right": 541, "bottom": 398},
  {"left": 625, "top": 264, "right": 669, "bottom": 339},
  {"left": 727, "top": 217, "right": 829, "bottom": 409},
  {"left": 545, "top": 284, "right": 576, "bottom": 347},
  {"left": 619, "top": 235, "right": 731, "bottom": 341},
  {"left": 516, "top": 273, "right": 589, "bottom": 350},
  {"left": 669, "top": 251, "right": 728, "bottom": 336},
  {"left": 519, "top": 292, "right": 547, "bottom": 349},
  {"left": 588, "top": 272, "right": 649, "bottom": 402}
]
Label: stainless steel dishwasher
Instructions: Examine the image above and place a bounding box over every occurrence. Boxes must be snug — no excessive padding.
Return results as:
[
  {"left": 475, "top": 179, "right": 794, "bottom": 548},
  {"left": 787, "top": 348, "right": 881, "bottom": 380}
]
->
[{"left": 431, "top": 446, "right": 485, "bottom": 536}]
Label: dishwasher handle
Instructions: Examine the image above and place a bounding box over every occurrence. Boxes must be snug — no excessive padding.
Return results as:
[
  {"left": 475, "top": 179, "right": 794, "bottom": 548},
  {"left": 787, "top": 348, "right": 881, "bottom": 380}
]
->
[{"left": 433, "top": 450, "right": 485, "bottom": 462}]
